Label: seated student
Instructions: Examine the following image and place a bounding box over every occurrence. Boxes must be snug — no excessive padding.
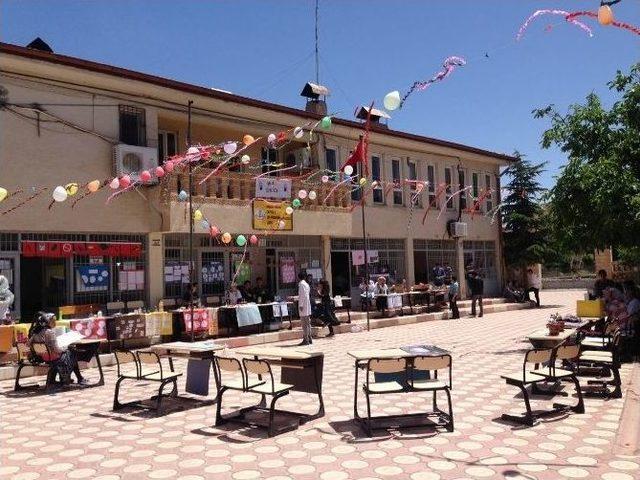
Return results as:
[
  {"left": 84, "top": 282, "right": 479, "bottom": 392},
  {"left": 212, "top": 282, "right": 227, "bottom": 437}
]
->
[
  {"left": 27, "top": 312, "right": 86, "bottom": 385},
  {"left": 240, "top": 280, "right": 255, "bottom": 303},
  {"left": 253, "top": 277, "right": 272, "bottom": 304},
  {"left": 432, "top": 263, "right": 446, "bottom": 287},
  {"left": 374, "top": 276, "right": 389, "bottom": 312},
  {"left": 504, "top": 281, "right": 525, "bottom": 303},
  {"left": 227, "top": 283, "right": 243, "bottom": 305},
  {"left": 591, "top": 269, "right": 613, "bottom": 300},
  {"left": 612, "top": 281, "right": 640, "bottom": 330}
]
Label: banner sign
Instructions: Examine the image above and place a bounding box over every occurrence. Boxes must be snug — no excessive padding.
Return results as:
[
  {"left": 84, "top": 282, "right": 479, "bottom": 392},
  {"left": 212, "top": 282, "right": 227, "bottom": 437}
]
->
[
  {"left": 22, "top": 241, "right": 142, "bottom": 258},
  {"left": 255, "top": 177, "right": 292, "bottom": 199},
  {"left": 252, "top": 199, "right": 293, "bottom": 230},
  {"left": 76, "top": 265, "right": 109, "bottom": 292}
]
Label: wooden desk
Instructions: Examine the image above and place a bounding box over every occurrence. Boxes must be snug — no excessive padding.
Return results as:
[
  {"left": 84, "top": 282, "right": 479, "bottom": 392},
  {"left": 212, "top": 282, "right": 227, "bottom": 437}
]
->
[
  {"left": 528, "top": 329, "right": 578, "bottom": 349},
  {"left": 235, "top": 346, "right": 325, "bottom": 421}
]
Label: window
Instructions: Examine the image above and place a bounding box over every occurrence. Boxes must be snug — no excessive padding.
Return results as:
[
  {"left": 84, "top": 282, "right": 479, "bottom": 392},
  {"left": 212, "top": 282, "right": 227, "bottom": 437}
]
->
[
  {"left": 472, "top": 172, "right": 481, "bottom": 213},
  {"left": 392, "top": 159, "right": 403, "bottom": 205},
  {"left": 158, "top": 130, "right": 177, "bottom": 162},
  {"left": 261, "top": 147, "right": 278, "bottom": 175},
  {"left": 325, "top": 148, "right": 337, "bottom": 175},
  {"left": 407, "top": 160, "right": 422, "bottom": 207},
  {"left": 485, "top": 174, "right": 493, "bottom": 212},
  {"left": 458, "top": 169, "right": 467, "bottom": 210},
  {"left": 350, "top": 155, "right": 362, "bottom": 202},
  {"left": 119, "top": 105, "right": 146, "bottom": 146},
  {"left": 372, "top": 156, "right": 383, "bottom": 204},
  {"left": 427, "top": 165, "right": 436, "bottom": 208},
  {"left": 444, "top": 167, "right": 454, "bottom": 209}
]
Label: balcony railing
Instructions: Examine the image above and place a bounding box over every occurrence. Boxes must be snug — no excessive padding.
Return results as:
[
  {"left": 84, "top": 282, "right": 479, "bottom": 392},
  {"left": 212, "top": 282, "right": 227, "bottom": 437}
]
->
[{"left": 162, "top": 170, "right": 352, "bottom": 211}]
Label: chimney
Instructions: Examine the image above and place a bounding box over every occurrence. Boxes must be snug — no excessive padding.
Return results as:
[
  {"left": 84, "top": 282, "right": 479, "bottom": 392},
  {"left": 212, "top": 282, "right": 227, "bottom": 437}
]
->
[
  {"left": 301, "top": 82, "right": 329, "bottom": 115},
  {"left": 355, "top": 105, "right": 390, "bottom": 129},
  {"left": 26, "top": 37, "right": 53, "bottom": 53}
]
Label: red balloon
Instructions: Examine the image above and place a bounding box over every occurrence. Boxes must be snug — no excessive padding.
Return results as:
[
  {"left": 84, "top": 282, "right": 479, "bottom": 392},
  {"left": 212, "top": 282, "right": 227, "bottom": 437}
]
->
[
  {"left": 209, "top": 225, "right": 219, "bottom": 237},
  {"left": 164, "top": 161, "right": 174, "bottom": 173},
  {"left": 119, "top": 175, "right": 131, "bottom": 188},
  {"left": 249, "top": 234, "right": 258, "bottom": 245},
  {"left": 140, "top": 170, "right": 152, "bottom": 182},
  {"left": 155, "top": 166, "right": 165, "bottom": 178}
]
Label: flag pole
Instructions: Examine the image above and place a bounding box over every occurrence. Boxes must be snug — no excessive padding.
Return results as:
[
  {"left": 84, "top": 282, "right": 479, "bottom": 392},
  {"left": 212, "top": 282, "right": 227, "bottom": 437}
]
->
[{"left": 187, "top": 100, "right": 194, "bottom": 342}]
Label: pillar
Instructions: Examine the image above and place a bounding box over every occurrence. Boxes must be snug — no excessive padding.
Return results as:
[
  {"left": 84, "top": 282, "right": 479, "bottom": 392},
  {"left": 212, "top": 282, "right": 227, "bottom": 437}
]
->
[
  {"left": 322, "top": 235, "right": 332, "bottom": 290},
  {"left": 455, "top": 237, "right": 467, "bottom": 298},
  {"left": 405, "top": 236, "right": 415, "bottom": 286},
  {"left": 148, "top": 232, "right": 164, "bottom": 309}
]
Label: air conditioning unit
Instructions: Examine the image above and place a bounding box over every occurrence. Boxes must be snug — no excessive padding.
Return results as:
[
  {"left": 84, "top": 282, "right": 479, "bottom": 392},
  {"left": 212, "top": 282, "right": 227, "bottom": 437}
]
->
[
  {"left": 448, "top": 221, "right": 468, "bottom": 238},
  {"left": 113, "top": 144, "right": 159, "bottom": 185}
]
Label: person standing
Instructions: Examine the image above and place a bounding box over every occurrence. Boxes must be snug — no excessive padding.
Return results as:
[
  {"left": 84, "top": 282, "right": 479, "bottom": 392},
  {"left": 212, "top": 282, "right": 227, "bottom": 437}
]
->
[
  {"left": 525, "top": 268, "right": 541, "bottom": 307},
  {"left": 319, "top": 279, "right": 340, "bottom": 336},
  {"left": 467, "top": 271, "right": 484, "bottom": 317},
  {"left": 297, "top": 272, "right": 313, "bottom": 345},
  {"left": 448, "top": 276, "right": 460, "bottom": 319},
  {"left": 0, "top": 275, "right": 14, "bottom": 324}
]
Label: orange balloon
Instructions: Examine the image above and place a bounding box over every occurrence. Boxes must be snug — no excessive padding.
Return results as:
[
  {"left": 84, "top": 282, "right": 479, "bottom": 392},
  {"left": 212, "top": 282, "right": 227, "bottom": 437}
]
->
[
  {"left": 242, "top": 134, "right": 255, "bottom": 146},
  {"left": 598, "top": 5, "right": 614, "bottom": 25},
  {"left": 221, "top": 232, "right": 232, "bottom": 244},
  {"left": 87, "top": 180, "right": 101, "bottom": 192}
]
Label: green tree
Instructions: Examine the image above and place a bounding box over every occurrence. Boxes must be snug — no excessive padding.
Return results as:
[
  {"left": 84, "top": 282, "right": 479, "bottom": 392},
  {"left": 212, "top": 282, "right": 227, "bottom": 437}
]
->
[
  {"left": 534, "top": 63, "right": 640, "bottom": 252},
  {"left": 501, "top": 153, "right": 548, "bottom": 268}
]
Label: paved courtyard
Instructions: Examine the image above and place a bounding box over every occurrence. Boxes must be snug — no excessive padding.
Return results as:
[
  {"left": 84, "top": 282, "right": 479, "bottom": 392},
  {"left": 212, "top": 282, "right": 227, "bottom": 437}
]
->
[{"left": 0, "top": 290, "right": 638, "bottom": 480}]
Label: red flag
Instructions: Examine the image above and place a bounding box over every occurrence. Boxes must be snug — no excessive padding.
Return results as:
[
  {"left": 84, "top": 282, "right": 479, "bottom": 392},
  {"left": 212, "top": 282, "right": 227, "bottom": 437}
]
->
[{"left": 340, "top": 137, "right": 366, "bottom": 173}]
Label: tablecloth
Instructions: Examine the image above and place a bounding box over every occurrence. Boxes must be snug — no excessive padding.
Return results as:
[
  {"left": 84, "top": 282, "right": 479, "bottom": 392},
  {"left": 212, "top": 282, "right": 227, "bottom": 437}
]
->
[{"left": 236, "top": 304, "right": 262, "bottom": 327}]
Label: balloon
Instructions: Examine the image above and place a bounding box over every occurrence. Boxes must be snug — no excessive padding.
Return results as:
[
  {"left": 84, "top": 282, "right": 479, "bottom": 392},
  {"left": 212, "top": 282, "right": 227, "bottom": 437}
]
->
[
  {"left": 383, "top": 90, "right": 401, "bottom": 111},
  {"left": 292, "top": 199, "right": 301, "bottom": 208},
  {"left": 52, "top": 185, "right": 68, "bottom": 202},
  {"left": 320, "top": 116, "right": 332, "bottom": 130},
  {"left": 193, "top": 209, "right": 203, "bottom": 221},
  {"left": 0, "top": 187, "right": 8, "bottom": 202},
  {"left": 109, "top": 178, "right": 120, "bottom": 189},
  {"left": 119, "top": 175, "right": 131, "bottom": 188},
  {"left": 209, "top": 225, "right": 219, "bottom": 237},
  {"left": 598, "top": 5, "right": 614, "bottom": 25},
  {"left": 178, "top": 190, "right": 188, "bottom": 201},
  {"left": 371, "top": 180, "right": 379, "bottom": 188},
  {"left": 321, "top": 175, "right": 329, "bottom": 183},
  {"left": 236, "top": 234, "right": 247, "bottom": 247},
  {"left": 293, "top": 126, "right": 304, "bottom": 139},
  {"left": 187, "top": 146, "right": 199, "bottom": 154},
  {"left": 65, "top": 183, "right": 79, "bottom": 196},
  {"left": 249, "top": 234, "right": 258, "bottom": 245},
  {"left": 140, "top": 170, "right": 152, "bottom": 182},
  {"left": 344, "top": 165, "right": 354, "bottom": 176},
  {"left": 285, "top": 206, "right": 294, "bottom": 215},
  {"left": 416, "top": 182, "right": 425, "bottom": 193},
  {"left": 223, "top": 142, "right": 237, "bottom": 155},
  {"left": 221, "top": 232, "right": 232, "bottom": 244},
  {"left": 308, "top": 190, "right": 317, "bottom": 200},
  {"left": 278, "top": 220, "right": 286, "bottom": 230},
  {"left": 243, "top": 134, "right": 255, "bottom": 145},
  {"left": 267, "top": 133, "right": 276, "bottom": 144},
  {"left": 241, "top": 154, "right": 251, "bottom": 165},
  {"left": 298, "top": 189, "right": 307, "bottom": 199},
  {"left": 359, "top": 178, "right": 367, "bottom": 186},
  {"left": 155, "top": 166, "right": 165, "bottom": 178},
  {"left": 164, "top": 161, "right": 174, "bottom": 172},
  {"left": 200, "top": 219, "right": 209, "bottom": 229}
]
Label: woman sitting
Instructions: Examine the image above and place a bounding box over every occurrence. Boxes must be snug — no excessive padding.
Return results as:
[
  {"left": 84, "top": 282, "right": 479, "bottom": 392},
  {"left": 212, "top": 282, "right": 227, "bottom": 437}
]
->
[
  {"left": 374, "top": 276, "right": 389, "bottom": 312},
  {"left": 27, "top": 312, "right": 86, "bottom": 385}
]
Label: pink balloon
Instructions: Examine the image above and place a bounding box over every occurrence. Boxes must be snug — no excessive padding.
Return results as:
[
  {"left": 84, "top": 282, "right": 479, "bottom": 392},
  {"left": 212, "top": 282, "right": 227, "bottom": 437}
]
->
[
  {"left": 164, "top": 161, "right": 174, "bottom": 173},
  {"left": 140, "top": 170, "right": 151, "bottom": 182},
  {"left": 155, "top": 166, "right": 165, "bottom": 178},
  {"left": 209, "top": 225, "right": 219, "bottom": 237},
  {"left": 119, "top": 175, "right": 131, "bottom": 188},
  {"left": 250, "top": 234, "right": 258, "bottom": 245}
]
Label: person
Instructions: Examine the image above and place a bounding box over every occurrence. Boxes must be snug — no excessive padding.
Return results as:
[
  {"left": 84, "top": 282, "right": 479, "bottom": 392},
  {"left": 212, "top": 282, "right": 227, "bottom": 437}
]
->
[
  {"left": 432, "top": 263, "right": 445, "bottom": 287},
  {"left": 182, "top": 283, "right": 200, "bottom": 307},
  {"left": 0, "top": 275, "right": 14, "bottom": 324},
  {"left": 227, "top": 283, "right": 243, "bottom": 305},
  {"left": 359, "top": 277, "right": 375, "bottom": 310},
  {"left": 613, "top": 281, "right": 640, "bottom": 329},
  {"left": 27, "top": 311, "right": 86, "bottom": 385},
  {"left": 503, "top": 281, "right": 525, "bottom": 303},
  {"left": 443, "top": 262, "right": 454, "bottom": 285},
  {"left": 253, "top": 277, "right": 271, "bottom": 303},
  {"left": 297, "top": 272, "right": 313, "bottom": 345},
  {"left": 592, "top": 269, "right": 613, "bottom": 299},
  {"left": 467, "top": 270, "right": 484, "bottom": 317},
  {"left": 318, "top": 279, "right": 340, "bottom": 336},
  {"left": 374, "top": 276, "right": 389, "bottom": 312},
  {"left": 525, "top": 268, "right": 541, "bottom": 307},
  {"left": 448, "top": 275, "right": 460, "bottom": 319},
  {"left": 240, "top": 280, "right": 254, "bottom": 302}
]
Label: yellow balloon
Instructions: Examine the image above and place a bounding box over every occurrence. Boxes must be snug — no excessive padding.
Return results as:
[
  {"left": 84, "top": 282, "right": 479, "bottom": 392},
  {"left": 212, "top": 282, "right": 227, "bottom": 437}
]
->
[
  {"left": 0, "top": 187, "right": 7, "bottom": 202},
  {"left": 87, "top": 180, "right": 101, "bottom": 193},
  {"left": 193, "top": 209, "right": 203, "bottom": 222},
  {"left": 65, "top": 183, "right": 79, "bottom": 196},
  {"left": 221, "top": 232, "right": 232, "bottom": 244},
  {"left": 243, "top": 134, "right": 255, "bottom": 146},
  {"left": 359, "top": 178, "right": 367, "bottom": 186}
]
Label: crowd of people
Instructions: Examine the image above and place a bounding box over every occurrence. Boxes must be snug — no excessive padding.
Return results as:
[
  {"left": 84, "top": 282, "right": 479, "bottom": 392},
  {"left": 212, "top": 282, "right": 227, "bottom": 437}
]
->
[{"left": 592, "top": 269, "right": 640, "bottom": 335}]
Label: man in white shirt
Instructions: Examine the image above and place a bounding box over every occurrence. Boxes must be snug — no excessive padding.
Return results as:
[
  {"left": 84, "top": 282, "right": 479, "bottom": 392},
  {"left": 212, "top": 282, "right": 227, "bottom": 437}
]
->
[
  {"left": 525, "top": 268, "right": 541, "bottom": 307},
  {"left": 298, "top": 272, "right": 313, "bottom": 345}
]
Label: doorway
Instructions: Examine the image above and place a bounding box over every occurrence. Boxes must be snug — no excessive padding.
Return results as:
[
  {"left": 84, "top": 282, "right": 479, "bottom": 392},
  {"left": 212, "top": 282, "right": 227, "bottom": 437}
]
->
[
  {"left": 331, "top": 251, "right": 350, "bottom": 296},
  {"left": 20, "top": 257, "right": 67, "bottom": 321}
]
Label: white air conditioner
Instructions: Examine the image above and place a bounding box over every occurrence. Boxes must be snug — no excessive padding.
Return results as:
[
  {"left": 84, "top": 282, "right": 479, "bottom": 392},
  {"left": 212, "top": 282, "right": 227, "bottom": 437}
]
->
[
  {"left": 451, "top": 222, "right": 468, "bottom": 237},
  {"left": 113, "top": 144, "right": 159, "bottom": 185}
]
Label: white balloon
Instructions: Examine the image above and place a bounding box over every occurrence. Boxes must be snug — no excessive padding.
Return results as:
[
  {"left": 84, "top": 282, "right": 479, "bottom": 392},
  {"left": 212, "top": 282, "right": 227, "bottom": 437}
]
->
[
  {"left": 241, "top": 154, "right": 251, "bottom": 164},
  {"left": 293, "top": 126, "right": 304, "bottom": 139},
  {"left": 267, "top": 133, "right": 276, "bottom": 144},
  {"left": 278, "top": 220, "right": 286, "bottom": 229},
  {"left": 321, "top": 175, "right": 329, "bottom": 183},
  {"left": 308, "top": 190, "right": 317, "bottom": 200},
  {"left": 298, "top": 189, "right": 308, "bottom": 199},
  {"left": 343, "top": 165, "right": 354, "bottom": 176},
  {"left": 187, "top": 146, "right": 199, "bottom": 154},
  {"left": 285, "top": 206, "right": 294, "bottom": 215},
  {"left": 109, "top": 178, "right": 120, "bottom": 189},
  {"left": 223, "top": 142, "right": 237, "bottom": 155},
  {"left": 52, "top": 185, "right": 68, "bottom": 202},
  {"left": 383, "top": 90, "right": 401, "bottom": 111}
]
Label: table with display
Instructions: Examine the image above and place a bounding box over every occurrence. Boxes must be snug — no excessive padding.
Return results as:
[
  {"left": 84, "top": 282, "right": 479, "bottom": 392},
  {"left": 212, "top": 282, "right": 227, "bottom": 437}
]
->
[
  {"left": 348, "top": 345, "right": 452, "bottom": 434},
  {"left": 216, "top": 302, "right": 293, "bottom": 336},
  {"left": 288, "top": 295, "right": 352, "bottom": 323},
  {"left": 171, "top": 308, "right": 216, "bottom": 340}
]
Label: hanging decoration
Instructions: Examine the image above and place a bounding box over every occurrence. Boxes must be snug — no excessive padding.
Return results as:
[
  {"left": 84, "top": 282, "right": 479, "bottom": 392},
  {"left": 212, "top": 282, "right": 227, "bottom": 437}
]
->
[
  {"left": 398, "top": 56, "right": 466, "bottom": 109},
  {"left": 566, "top": 10, "right": 640, "bottom": 36},
  {"left": 516, "top": 9, "right": 593, "bottom": 41}
]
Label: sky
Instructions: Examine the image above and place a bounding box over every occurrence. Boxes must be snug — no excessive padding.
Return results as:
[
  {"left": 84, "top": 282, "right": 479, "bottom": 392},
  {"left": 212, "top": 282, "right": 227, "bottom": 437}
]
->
[{"left": 1, "top": 0, "right": 639, "bottom": 187}]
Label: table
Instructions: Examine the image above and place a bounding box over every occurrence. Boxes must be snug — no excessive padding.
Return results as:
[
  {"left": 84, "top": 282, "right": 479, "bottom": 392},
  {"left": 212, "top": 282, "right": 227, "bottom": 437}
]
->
[
  {"left": 528, "top": 328, "right": 580, "bottom": 349},
  {"left": 218, "top": 303, "right": 292, "bottom": 336},
  {"left": 171, "top": 308, "right": 215, "bottom": 340},
  {"left": 235, "top": 346, "right": 325, "bottom": 422},
  {"left": 348, "top": 345, "right": 452, "bottom": 434},
  {"left": 69, "top": 339, "right": 104, "bottom": 387}
]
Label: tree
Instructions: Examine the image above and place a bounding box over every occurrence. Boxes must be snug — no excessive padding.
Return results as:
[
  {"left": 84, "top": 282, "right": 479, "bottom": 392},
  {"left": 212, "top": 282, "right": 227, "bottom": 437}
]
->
[
  {"left": 501, "top": 152, "right": 549, "bottom": 268},
  {"left": 534, "top": 63, "right": 640, "bottom": 252}
]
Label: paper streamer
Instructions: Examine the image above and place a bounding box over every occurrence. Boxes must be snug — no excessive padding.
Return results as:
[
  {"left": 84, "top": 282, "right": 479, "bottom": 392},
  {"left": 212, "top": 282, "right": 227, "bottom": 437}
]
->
[
  {"left": 516, "top": 9, "right": 593, "bottom": 41},
  {"left": 566, "top": 10, "right": 640, "bottom": 36},
  {"left": 400, "top": 56, "right": 466, "bottom": 108},
  {"left": 1, "top": 188, "right": 47, "bottom": 216},
  {"left": 437, "top": 186, "right": 472, "bottom": 220}
]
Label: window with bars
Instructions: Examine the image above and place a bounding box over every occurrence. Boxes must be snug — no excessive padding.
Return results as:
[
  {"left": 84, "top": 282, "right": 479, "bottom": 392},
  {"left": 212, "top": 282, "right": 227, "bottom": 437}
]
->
[
  {"left": 413, "top": 239, "right": 457, "bottom": 284},
  {"left": 407, "top": 160, "right": 422, "bottom": 207},
  {"left": 392, "top": 159, "right": 403, "bottom": 205},
  {"left": 158, "top": 130, "right": 177, "bottom": 162},
  {"left": 463, "top": 241, "right": 496, "bottom": 279},
  {"left": 427, "top": 164, "right": 436, "bottom": 208},
  {"left": 372, "top": 156, "right": 383, "bottom": 204},
  {"left": 485, "top": 174, "right": 493, "bottom": 212},
  {"left": 261, "top": 147, "right": 278, "bottom": 175},
  {"left": 325, "top": 148, "right": 337, "bottom": 177},
  {"left": 119, "top": 105, "right": 146, "bottom": 146},
  {"left": 350, "top": 158, "right": 362, "bottom": 202},
  {"left": 472, "top": 172, "right": 481, "bottom": 213},
  {"left": 458, "top": 169, "right": 467, "bottom": 210},
  {"left": 444, "top": 167, "right": 454, "bottom": 209},
  {"left": 0, "top": 233, "right": 19, "bottom": 251}
]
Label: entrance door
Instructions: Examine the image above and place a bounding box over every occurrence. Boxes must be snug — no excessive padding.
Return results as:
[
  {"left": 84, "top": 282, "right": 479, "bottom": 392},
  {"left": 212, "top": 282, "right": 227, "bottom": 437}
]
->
[
  {"left": 0, "top": 253, "right": 19, "bottom": 320},
  {"left": 331, "top": 251, "right": 350, "bottom": 296},
  {"left": 21, "top": 257, "right": 67, "bottom": 321},
  {"left": 266, "top": 249, "right": 277, "bottom": 293}
]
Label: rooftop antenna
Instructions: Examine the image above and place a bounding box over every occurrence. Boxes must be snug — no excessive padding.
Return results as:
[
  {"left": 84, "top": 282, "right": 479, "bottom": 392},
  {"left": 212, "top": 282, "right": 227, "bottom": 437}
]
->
[{"left": 315, "top": 0, "right": 320, "bottom": 84}]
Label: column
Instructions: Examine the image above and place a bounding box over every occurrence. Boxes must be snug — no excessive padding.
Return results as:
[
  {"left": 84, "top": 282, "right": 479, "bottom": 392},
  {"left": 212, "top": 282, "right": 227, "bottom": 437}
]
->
[
  {"left": 455, "top": 237, "right": 467, "bottom": 298},
  {"left": 405, "top": 236, "right": 415, "bottom": 286},
  {"left": 322, "top": 235, "right": 332, "bottom": 290},
  {"left": 147, "top": 232, "right": 164, "bottom": 309}
]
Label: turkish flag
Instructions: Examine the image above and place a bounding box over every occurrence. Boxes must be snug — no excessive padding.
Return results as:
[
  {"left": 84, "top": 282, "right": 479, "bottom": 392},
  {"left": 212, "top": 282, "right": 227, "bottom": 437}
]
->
[{"left": 340, "top": 136, "right": 367, "bottom": 174}]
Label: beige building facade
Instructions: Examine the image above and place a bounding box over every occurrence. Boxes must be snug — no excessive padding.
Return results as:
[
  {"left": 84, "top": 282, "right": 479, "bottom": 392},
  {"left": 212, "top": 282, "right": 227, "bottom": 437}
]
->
[{"left": 0, "top": 42, "right": 515, "bottom": 320}]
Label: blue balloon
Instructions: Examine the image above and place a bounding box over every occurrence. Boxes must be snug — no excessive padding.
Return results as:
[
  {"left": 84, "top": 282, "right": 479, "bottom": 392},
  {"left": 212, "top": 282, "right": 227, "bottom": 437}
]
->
[
  {"left": 200, "top": 219, "right": 209, "bottom": 229},
  {"left": 178, "top": 190, "right": 188, "bottom": 201}
]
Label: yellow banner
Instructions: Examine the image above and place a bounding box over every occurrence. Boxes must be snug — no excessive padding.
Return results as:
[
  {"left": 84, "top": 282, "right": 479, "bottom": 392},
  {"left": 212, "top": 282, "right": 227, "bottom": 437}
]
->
[{"left": 252, "top": 199, "right": 293, "bottom": 231}]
